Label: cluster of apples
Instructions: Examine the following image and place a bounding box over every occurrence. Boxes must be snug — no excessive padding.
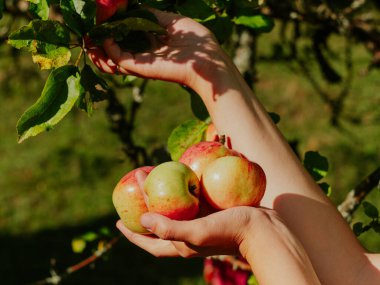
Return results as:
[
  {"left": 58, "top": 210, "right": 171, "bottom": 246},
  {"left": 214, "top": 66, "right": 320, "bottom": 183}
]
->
[{"left": 112, "top": 139, "right": 266, "bottom": 234}]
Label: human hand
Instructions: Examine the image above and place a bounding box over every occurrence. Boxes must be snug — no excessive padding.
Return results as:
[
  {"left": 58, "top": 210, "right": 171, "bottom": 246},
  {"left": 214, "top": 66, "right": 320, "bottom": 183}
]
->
[
  {"left": 87, "top": 8, "right": 235, "bottom": 93},
  {"left": 116, "top": 205, "right": 258, "bottom": 258}
]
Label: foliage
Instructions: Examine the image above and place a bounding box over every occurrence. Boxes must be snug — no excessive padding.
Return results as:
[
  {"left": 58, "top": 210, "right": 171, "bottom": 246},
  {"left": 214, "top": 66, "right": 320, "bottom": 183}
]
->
[{"left": 0, "top": 0, "right": 379, "bottom": 284}]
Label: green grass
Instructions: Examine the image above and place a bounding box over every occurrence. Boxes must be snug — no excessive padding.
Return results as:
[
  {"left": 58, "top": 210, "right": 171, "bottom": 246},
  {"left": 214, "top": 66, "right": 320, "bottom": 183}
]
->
[{"left": 0, "top": 23, "right": 379, "bottom": 284}]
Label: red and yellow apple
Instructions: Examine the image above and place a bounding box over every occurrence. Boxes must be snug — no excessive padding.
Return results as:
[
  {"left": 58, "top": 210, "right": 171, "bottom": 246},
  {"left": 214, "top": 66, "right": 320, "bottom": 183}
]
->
[
  {"left": 179, "top": 141, "right": 235, "bottom": 179},
  {"left": 201, "top": 156, "right": 266, "bottom": 209},
  {"left": 112, "top": 166, "right": 154, "bottom": 234},
  {"left": 144, "top": 161, "right": 200, "bottom": 220},
  {"left": 96, "top": 0, "right": 128, "bottom": 24}
]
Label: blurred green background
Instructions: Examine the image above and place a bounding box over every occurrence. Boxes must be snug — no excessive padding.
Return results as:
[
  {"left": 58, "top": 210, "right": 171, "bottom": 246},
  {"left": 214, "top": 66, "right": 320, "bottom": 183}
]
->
[{"left": 1, "top": 19, "right": 379, "bottom": 285}]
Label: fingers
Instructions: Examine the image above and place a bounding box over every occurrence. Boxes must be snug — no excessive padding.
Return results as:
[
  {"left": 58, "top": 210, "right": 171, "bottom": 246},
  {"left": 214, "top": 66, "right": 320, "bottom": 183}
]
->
[
  {"left": 140, "top": 213, "right": 208, "bottom": 246},
  {"left": 86, "top": 46, "right": 118, "bottom": 74},
  {"left": 135, "top": 170, "right": 149, "bottom": 205},
  {"left": 116, "top": 220, "right": 179, "bottom": 257}
]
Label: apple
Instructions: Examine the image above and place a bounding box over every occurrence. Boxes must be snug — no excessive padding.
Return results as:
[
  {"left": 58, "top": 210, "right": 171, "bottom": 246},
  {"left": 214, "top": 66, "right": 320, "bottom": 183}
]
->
[
  {"left": 96, "top": 0, "right": 128, "bottom": 24},
  {"left": 204, "top": 123, "right": 219, "bottom": 142},
  {"left": 144, "top": 161, "right": 200, "bottom": 220},
  {"left": 112, "top": 166, "right": 154, "bottom": 234},
  {"left": 201, "top": 156, "right": 266, "bottom": 209},
  {"left": 179, "top": 141, "right": 234, "bottom": 179}
]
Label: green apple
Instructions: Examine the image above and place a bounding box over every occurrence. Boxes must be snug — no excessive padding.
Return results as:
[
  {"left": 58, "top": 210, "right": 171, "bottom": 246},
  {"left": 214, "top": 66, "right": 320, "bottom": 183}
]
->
[
  {"left": 201, "top": 156, "right": 266, "bottom": 209},
  {"left": 144, "top": 161, "right": 200, "bottom": 220},
  {"left": 179, "top": 141, "right": 234, "bottom": 179},
  {"left": 112, "top": 166, "right": 154, "bottom": 234}
]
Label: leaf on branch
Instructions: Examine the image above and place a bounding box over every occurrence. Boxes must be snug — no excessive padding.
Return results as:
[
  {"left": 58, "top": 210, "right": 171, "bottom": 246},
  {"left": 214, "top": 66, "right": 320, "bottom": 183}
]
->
[
  {"left": 32, "top": 47, "right": 71, "bottom": 70},
  {"left": 318, "top": 182, "right": 331, "bottom": 196},
  {"left": 60, "top": 0, "right": 96, "bottom": 36},
  {"left": 168, "top": 119, "right": 208, "bottom": 161},
  {"left": 183, "top": 87, "right": 209, "bottom": 121},
  {"left": 233, "top": 14, "right": 274, "bottom": 33},
  {"left": 175, "top": 0, "right": 214, "bottom": 20},
  {"left": 8, "top": 20, "right": 72, "bottom": 69},
  {"left": 17, "top": 65, "right": 82, "bottom": 143},
  {"left": 28, "top": 0, "right": 50, "bottom": 20},
  {"left": 353, "top": 222, "right": 364, "bottom": 236},
  {"left": 268, "top": 112, "right": 280, "bottom": 124},
  {"left": 77, "top": 64, "right": 110, "bottom": 115},
  {"left": 88, "top": 17, "right": 166, "bottom": 48},
  {"left": 303, "top": 151, "right": 329, "bottom": 182},
  {"left": 363, "top": 201, "right": 379, "bottom": 219},
  {"left": 8, "top": 19, "right": 70, "bottom": 50}
]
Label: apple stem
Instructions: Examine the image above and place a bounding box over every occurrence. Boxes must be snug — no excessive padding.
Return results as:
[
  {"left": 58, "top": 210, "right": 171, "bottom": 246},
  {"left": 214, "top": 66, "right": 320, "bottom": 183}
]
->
[{"left": 188, "top": 184, "right": 198, "bottom": 197}]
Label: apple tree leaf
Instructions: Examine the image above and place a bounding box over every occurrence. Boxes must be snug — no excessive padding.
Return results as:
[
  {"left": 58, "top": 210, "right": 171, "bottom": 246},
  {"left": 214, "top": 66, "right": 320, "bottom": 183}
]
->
[
  {"left": 31, "top": 46, "right": 71, "bottom": 70},
  {"left": 8, "top": 20, "right": 71, "bottom": 51},
  {"left": 363, "top": 201, "right": 379, "bottom": 219},
  {"left": 28, "top": 0, "right": 50, "bottom": 20},
  {"left": 60, "top": 0, "right": 96, "bottom": 36},
  {"left": 233, "top": 14, "right": 274, "bottom": 33},
  {"left": 268, "top": 112, "right": 280, "bottom": 124},
  {"left": 88, "top": 17, "right": 166, "bottom": 46},
  {"left": 17, "top": 65, "right": 82, "bottom": 143},
  {"left": 8, "top": 20, "right": 71, "bottom": 69},
  {"left": 183, "top": 87, "right": 209, "bottom": 121},
  {"left": 175, "top": 0, "right": 214, "bottom": 20},
  {"left": 167, "top": 119, "right": 208, "bottom": 161},
  {"left": 203, "top": 15, "right": 234, "bottom": 44},
  {"left": 303, "top": 151, "right": 329, "bottom": 182},
  {"left": 77, "top": 64, "right": 110, "bottom": 115},
  {"left": 318, "top": 182, "right": 331, "bottom": 196}
]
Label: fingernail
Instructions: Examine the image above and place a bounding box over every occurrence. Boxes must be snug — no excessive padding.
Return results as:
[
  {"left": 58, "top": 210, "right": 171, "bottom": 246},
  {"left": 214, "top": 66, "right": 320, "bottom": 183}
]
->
[{"left": 140, "top": 214, "right": 154, "bottom": 230}]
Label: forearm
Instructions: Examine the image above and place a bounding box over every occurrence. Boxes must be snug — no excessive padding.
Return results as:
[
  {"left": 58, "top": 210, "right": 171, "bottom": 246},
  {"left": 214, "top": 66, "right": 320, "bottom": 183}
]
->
[
  {"left": 240, "top": 211, "right": 321, "bottom": 285},
  {"left": 189, "top": 48, "right": 371, "bottom": 284}
]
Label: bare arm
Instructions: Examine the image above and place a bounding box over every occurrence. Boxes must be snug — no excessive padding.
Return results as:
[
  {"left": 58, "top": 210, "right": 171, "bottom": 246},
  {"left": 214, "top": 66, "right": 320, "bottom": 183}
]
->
[{"left": 89, "top": 9, "right": 380, "bottom": 284}]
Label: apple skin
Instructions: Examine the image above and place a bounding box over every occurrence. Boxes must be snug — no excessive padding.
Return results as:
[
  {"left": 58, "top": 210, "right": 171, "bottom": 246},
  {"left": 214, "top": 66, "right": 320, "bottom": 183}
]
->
[
  {"left": 201, "top": 156, "right": 266, "bottom": 209},
  {"left": 96, "top": 0, "right": 128, "bottom": 24},
  {"left": 112, "top": 166, "right": 154, "bottom": 234},
  {"left": 204, "top": 123, "right": 219, "bottom": 142},
  {"left": 179, "top": 141, "right": 234, "bottom": 179},
  {"left": 144, "top": 161, "right": 200, "bottom": 220}
]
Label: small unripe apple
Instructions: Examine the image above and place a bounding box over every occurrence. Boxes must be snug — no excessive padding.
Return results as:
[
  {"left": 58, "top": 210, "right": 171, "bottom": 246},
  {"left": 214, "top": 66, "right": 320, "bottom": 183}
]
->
[
  {"left": 201, "top": 156, "right": 266, "bottom": 209},
  {"left": 144, "top": 161, "right": 200, "bottom": 220},
  {"left": 179, "top": 141, "right": 234, "bottom": 179},
  {"left": 112, "top": 166, "right": 154, "bottom": 234}
]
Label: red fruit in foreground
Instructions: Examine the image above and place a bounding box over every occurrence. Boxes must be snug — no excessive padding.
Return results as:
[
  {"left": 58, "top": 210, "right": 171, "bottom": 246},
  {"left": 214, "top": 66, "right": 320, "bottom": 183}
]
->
[
  {"left": 144, "top": 161, "right": 200, "bottom": 220},
  {"left": 112, "top": 166, "right": 154, "bottom": 234},
  {"left": 203, "top": 258, "right": 251, "bottom": 285},
  {"left": 179, "top": 141, "right": 234, "bottom": 179},
  {"left": 201, "top": 156, "right": 266, "bottom": 209},
  {"left": 96, "top": 0, "right": 128, "bottom": 24}
]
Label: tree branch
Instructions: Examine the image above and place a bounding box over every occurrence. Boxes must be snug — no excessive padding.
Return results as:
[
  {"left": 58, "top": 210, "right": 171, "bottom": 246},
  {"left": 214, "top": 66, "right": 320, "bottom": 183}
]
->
[{"left": 338, "top": 167, "right": 380, "bottom": 222}]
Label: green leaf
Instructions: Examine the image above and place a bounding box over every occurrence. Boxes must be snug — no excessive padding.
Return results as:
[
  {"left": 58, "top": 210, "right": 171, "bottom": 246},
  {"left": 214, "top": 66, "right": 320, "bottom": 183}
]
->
[
  {"left": 247, "top": 274, "right": 259, "bottom": 285},
  {"left": 268, "top": 112, "right": 280, "bottom": 124},
  {"left": 234, "top": 14, "right": 274, "bottom": 33},
  {"left": 81, "top": 231, "right": 99, "bottom": 242},
  {"left": 318, "top": 182, "right": 331, "bottom": 196},
  {"left": 202, "top": 15, "right": 234, "bottom": 44},
  {"left": 8, "top": 20, "right": 70, "bottom": 51},
  {"left": 72, "top": 238, "right": 87, "bottom": 253},
  {"left": 183, "top": 87, "right": 209, "bottom": 121},
  {"left": 28, "top": 0, "right": 50, "bottom": 20},
  {"left": 167, "top": 119, "right": 208, "bottom": 161},
  {"left": 88, "top": 17, "right": 166, "bottom": 47},
  {"left": 353, "top": 222, "right": 364, "bottom": 236},
  {"left": 60, "top": 0, "right": 96, "bottom": 36},
  {"left": 17, "top": 65, "right": 81, "bottom": 142},
  {"left": 78, "top": 64, "right": 109, "bottom": 115},
  {"left": 363, "top": 201, "right": 379, "bottom": 219},
  {"left": 175, "top": 0, "right": 214, "bottom": 20},
  {"left": 32, "top": 46, "right": 71, "bottom": 70},
  {"left": 303, "top": 151, "right": 329, "bottom": 182}
]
